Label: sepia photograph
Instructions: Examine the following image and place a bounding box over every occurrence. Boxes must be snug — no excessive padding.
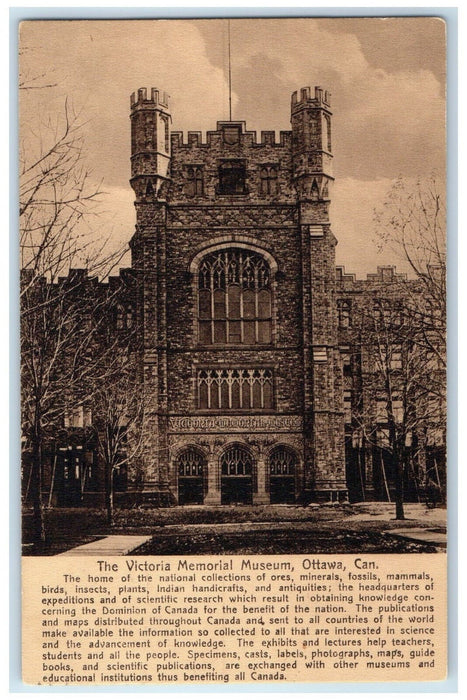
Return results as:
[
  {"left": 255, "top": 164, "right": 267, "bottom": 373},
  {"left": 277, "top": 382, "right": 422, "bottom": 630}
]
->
[
  {"left": 17, "top": 15, "right": 452, "bottom": 688},
  {"left": 20, "top": 18, "right": 446, "bottom": 559}
]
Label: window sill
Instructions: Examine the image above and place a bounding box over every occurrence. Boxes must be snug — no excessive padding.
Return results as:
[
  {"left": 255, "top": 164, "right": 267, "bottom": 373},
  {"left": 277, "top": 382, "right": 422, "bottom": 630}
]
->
[{"left": 215, "top": 191, "right": 249, "bottom": 197}]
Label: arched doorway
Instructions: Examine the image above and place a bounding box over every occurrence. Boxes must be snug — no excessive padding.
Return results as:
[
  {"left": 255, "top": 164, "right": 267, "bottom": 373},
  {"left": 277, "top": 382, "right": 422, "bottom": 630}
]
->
[
  {"left": 221, "top": 446, "right": 254, "bottom": 505},
  {"left": 178, "top": 448, "right": 206, "bottom": 505},
  {"left": 269, "top": 446, "right": 297, "bottom": 504}
]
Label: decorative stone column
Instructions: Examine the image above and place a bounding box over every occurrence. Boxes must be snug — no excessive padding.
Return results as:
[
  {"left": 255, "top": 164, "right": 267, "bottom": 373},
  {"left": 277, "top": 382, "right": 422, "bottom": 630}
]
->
[
  {"left": 204, "top": 453, "right": 221, "bottom": 505},
  {"left": 253, "top": 454, "right": 270, "bottom": 505}
]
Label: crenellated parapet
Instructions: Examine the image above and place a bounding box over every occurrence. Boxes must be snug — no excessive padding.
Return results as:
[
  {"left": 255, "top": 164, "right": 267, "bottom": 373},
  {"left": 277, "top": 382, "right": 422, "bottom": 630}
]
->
[
  {"left": 57, "top": 268, "right": 97, "bottom": 285},
  {"left": 26, "top": 267, "right": 137, "bottom": 299},
  {"left": 166, "top": 118, "right": 295, "bottom": 204},
  {"left": 170, "top": 127, "right": 292, "bottom": 149},
  {"left": 291, "top": 85, "right": 331, "bottom": 110},
  {"left": 365, "top": 266, "right": 407, "bottom": 283},
  {"left": 130, "top": 87, "right": 170, "bottom": 111},
  {"left": 336, "top": 265, "right": 409, "bottom": 288},
  {"left": 335, "top": 266, "right": 357, "bottom": 285}
]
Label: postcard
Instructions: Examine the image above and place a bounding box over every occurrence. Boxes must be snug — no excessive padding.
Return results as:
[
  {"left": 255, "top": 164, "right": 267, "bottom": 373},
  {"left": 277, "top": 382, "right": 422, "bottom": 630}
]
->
[{"left": 19, "top": 17, "right": 448, "bottom": 687}]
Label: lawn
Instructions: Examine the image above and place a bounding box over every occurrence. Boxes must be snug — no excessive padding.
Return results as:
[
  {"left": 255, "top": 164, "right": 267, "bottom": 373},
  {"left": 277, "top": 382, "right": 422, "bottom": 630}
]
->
[
  {"left": 22, "top": 503, "right": 444, "bottom": 555},
  {"left": 131, "top": 528, "right": 436, "bottom": 555}
]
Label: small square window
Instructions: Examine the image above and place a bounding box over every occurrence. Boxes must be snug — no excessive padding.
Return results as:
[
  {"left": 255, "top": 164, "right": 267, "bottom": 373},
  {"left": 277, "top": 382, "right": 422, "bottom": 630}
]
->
[
  {"left": 342, "top": 352, "right": 351, "bottom": 376},
  {"left": 338, "top": 300, "right": 351, "bottom": 328},
  {"left": 376, "top": 394, "right": 387, "bottom": 423},
  {"left": 390, "top": 350, "right": 402, "bottom": 370},
  {"left": 343, "top": 391, "right": 352, "bottom": 424},
  {"left": 219, "top": 161, "right": 246, "bottom": 194}
]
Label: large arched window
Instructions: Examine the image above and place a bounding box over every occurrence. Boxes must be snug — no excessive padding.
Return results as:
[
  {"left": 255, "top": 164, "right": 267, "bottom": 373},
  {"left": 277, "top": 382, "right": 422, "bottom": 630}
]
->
[{"left": 198, "top": 249, "right": 272, "bottom": 345}]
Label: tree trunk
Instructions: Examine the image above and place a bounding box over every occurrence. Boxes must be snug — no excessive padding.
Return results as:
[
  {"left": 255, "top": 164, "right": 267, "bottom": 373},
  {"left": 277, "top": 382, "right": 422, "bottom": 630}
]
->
[
  {"left": 30, "top": 431, "right": 46, "bottom": 544},
  {"left": 388, "top": 414, "right": 405, "bottom": 520},
  {"left": 105, "top": 464, "right": 114, "bottom": 527},
  {"left": 394, "top": 448, "right": 405, "bottom": 520}
]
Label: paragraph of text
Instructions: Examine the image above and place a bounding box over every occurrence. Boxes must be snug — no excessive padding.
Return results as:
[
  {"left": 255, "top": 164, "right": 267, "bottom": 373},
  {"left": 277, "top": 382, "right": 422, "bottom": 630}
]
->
[{"left": 22, "top": 553, "right": 447, "bottom": 685}]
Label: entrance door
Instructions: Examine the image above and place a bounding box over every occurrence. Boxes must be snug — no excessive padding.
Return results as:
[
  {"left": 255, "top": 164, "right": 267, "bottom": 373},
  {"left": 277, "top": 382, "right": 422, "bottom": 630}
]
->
[
  {"left": 178, "top": 448, "right": 205, "bottom": 505},
  {"left": 345, "top": 435, "right": 365, "bottom": 502},
  {"left": 269, "top": 446, "right": 296, "bottom": 504},
  {"left": 221, "top": 446, "right": 253, "bottom": 505},
  {"left": 57, "top": 450, "right": 84, "bottom": 506}
]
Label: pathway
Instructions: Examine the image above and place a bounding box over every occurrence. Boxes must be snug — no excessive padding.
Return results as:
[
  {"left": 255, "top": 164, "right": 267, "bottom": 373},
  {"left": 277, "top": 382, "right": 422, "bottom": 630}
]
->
[{"left": 56, "top": 534, "right": 152, "bottom": 556}]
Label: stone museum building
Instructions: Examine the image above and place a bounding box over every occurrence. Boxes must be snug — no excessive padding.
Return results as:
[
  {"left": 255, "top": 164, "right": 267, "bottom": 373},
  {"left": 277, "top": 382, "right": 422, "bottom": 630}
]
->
[
  {"left": 22, "top": 86, "right": 446, "bottom": 507},
  {"left": 127, "top": 85, "right": 347, "bottom": 506}
]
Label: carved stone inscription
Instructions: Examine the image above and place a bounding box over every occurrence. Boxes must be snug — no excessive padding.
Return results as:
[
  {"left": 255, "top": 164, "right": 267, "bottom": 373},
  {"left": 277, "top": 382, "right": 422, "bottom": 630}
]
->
[{"left": 168, "top": 414, "right": 303, "bottom": 433}]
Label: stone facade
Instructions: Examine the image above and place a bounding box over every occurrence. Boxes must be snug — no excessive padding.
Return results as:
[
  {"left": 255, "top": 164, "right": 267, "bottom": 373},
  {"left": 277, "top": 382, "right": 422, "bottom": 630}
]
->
[{"left": 127, "top": 85, "right": 346, "bottom": 505}]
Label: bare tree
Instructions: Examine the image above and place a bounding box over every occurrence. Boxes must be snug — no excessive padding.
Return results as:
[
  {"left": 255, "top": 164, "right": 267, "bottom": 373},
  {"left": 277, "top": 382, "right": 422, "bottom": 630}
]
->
[
  {"left": 20, "top": 72, "right": 126, "bottom": 545},
  {"left": 366, "top": 175, "right": 447, "bottom": 515},
  {"left": 351, "top": 289, "right": 445, "bottom": 519},
  {"left": 20, "top": 98, "right": 121, "bottom": 299},
  {"left": 90, "top": 343, "right": 149, "bottom": 527},
  {"left": 374, "top": 175, "right": 446, "bottom": 368},
  {"left": 21, "top": 272, "right": 122, "bottom": 543}
]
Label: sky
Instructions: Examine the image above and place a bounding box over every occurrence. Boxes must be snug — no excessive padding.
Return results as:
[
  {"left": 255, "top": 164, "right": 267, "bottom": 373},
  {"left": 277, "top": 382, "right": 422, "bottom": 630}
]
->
[{"left": 19, "top": 18, "right": 446, "bottom": 278}]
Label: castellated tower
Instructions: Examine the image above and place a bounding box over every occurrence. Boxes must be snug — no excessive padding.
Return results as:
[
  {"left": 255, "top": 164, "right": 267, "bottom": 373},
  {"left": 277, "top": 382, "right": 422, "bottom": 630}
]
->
[
  {"left": 291, "top": 86, "right": 333, "bottom": 212},
  {"left": 130, "top": 87, "right": 171, "bottom": 201},
  {"left": 291, "top": 87, "right": 345, "bottom": 497},
  {"left": 129, "top": 85, "right": 346, "bottom": 506}
]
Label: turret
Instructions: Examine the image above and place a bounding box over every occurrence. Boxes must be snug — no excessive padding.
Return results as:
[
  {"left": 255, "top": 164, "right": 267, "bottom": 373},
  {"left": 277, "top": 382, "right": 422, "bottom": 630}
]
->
[
  {"left": 291, "top": 86, "right": 333, "bottom": 218},
  {"left": 130, "top": 87, "right": 171, "bottom": 202}
]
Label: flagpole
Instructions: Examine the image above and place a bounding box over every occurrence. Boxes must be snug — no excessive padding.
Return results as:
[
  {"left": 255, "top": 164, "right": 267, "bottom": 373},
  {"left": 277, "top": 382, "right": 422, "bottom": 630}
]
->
[{"left": 228, "top": 19, "right": 232, "bottom": 121}]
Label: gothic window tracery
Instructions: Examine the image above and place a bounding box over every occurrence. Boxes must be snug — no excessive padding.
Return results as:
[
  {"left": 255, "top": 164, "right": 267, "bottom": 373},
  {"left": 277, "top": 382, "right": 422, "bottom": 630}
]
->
[
  {"left": 260, "top": 166, "right": 278, "bottom": 195},
  {"left": 178, "top": 448, "right": 205, "bottom": 477},
  {"left": 269, "top": 446, "right": 297, "bottom": 504},
  {"left": 221, "top": 446, "right": 253, "bottom": 475},
  {"left": 269, "top": 446, "right": 296, "bottom": 476},
  {"left": 185, "top": 166, "right": 204, "bottom": 196},
  {"left": 197, "top": 368, "right": 274, "bottom": 410},
  {"left": 177, "top": 448, "right": 205, "bottom": 505},
  {"left": 198, "top": 249, "right": 272, "bottom": 345}
]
